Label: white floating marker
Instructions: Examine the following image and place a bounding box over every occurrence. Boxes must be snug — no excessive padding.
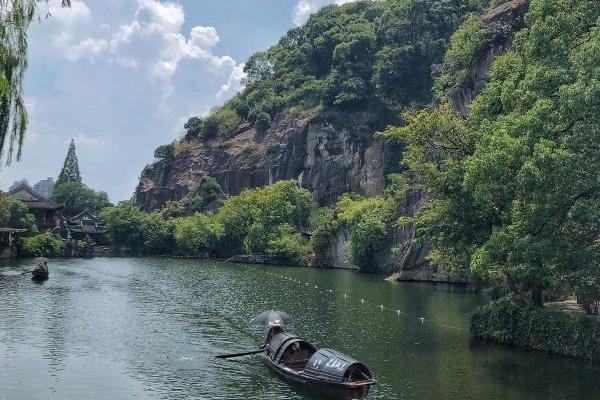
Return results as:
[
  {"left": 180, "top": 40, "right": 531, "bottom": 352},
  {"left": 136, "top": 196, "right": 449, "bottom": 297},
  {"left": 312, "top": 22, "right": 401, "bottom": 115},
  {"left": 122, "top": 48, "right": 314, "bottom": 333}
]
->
[
  {"left": 397, "top": 310, "right": 401, "bottom": 316},
  {"left": 380, "top": 305, "right": 384, "bottom": 310},
  {"left": 361, "top": 299, "right": 365, "bottom": 304}
]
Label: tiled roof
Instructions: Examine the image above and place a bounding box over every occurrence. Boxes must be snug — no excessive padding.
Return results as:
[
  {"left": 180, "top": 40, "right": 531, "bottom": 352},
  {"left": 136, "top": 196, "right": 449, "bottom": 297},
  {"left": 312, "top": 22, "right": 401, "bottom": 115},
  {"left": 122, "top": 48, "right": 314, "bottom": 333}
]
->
[
  {"left": 63, "top": 209, "right": 107, "bottom": 235},
  {"left": 9, "top": 183, "right": 63, "bottom": 210}
]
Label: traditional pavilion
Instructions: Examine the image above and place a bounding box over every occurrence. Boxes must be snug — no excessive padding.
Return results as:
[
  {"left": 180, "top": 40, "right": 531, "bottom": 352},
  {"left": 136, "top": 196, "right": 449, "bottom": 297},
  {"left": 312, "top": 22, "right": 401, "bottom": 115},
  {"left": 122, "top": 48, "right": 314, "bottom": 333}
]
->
[
  {"left": 9, "top": 183, "right": 62, "bottom": 232},
  {"left": 62, "top": 210, "right": 108, "bottom": 241}
]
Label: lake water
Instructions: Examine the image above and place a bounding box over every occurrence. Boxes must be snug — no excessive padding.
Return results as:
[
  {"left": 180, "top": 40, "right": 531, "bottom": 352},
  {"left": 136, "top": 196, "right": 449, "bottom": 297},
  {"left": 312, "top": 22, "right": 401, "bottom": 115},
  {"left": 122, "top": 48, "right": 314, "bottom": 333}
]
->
[{"left": 1, "top": 258, "right": 599, "bottom": 400}]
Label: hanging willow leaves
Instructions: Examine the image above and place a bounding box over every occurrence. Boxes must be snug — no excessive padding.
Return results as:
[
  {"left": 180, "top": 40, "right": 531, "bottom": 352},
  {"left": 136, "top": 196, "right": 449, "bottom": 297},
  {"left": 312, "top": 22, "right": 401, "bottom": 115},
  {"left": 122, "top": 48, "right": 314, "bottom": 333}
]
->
[{"left": 0, "top": 0, "right": 70, "bottom": 165}]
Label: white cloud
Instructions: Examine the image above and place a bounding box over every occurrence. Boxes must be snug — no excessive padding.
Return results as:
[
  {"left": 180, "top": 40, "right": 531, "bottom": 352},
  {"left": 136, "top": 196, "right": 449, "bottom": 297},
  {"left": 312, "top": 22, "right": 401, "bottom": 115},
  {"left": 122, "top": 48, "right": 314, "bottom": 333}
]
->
[
  {"left": 135, "top": 0, "right": 184, "bottom": 31},
  {"left": 292, "top": 0, "right": 357, "bottom": 26},
  {"left": 217, "top": 63, "right": 246, "bottom": 100},
  {"left": 56, "top": 34, "right": 109, "bottom": 61},
  {"left": 189, "top": 26, "right": 220, "bottom": 49},
  {"left": 55, "top": 0, "right": 245, "bottom": 91}
]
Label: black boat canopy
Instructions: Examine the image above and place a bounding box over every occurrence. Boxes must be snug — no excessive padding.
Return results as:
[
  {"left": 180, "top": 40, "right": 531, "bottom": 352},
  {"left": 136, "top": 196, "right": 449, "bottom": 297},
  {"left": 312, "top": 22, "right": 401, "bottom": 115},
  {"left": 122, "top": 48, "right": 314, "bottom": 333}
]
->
[
  {"left": 304, "top": 349, "right": 372, "bottom": 383},
  {"left": 266, "top": 332, "right": 316, "bottom": 362}
]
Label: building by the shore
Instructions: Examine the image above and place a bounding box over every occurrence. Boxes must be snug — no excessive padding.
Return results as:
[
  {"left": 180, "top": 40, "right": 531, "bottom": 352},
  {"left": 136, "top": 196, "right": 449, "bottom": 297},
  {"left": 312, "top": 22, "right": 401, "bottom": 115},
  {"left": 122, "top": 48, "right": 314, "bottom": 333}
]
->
[
  {"left": 9, "top": 183, "right": 63, "bottom": 232},
  {"left": 63, "top": 210, "right": 108, "bottom": 242}
]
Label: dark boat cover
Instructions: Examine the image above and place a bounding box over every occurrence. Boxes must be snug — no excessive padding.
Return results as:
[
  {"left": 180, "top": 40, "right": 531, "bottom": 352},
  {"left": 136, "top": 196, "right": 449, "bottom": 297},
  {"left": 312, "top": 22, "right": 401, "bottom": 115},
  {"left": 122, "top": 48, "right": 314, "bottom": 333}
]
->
[
  {"left": 303, "top": 349, "right": 371, "bottom": 383},
  {"left": 266, "top": 332, "right": 316, "bottom": 362}
]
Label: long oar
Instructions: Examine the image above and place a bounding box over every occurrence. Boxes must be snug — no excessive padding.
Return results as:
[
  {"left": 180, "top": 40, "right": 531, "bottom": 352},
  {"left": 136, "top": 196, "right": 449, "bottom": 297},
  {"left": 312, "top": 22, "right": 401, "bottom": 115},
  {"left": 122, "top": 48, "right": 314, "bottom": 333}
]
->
[{"left": 215, "top": 349, "right": 264, "bottom": 359}]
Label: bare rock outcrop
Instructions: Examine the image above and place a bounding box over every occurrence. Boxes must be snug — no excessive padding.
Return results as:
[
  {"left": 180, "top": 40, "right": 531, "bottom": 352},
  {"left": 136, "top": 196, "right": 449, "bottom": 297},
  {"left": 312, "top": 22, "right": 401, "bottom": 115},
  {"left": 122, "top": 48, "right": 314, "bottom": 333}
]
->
[{"left": 135, "top": 109, "right": 398, "bottom": 210}]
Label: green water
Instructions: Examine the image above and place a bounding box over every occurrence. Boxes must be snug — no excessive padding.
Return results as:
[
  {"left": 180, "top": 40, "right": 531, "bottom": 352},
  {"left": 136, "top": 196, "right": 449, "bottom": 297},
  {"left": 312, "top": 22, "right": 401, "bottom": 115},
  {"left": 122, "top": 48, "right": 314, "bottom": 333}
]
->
[{"left": 1, "top": 258, "right": 598, "bottom": 399}]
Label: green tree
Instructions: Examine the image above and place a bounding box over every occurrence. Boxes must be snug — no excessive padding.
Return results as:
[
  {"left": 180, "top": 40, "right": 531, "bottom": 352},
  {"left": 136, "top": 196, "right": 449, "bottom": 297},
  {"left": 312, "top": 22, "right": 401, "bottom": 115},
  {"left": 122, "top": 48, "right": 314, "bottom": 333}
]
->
[
  {"left": 243, "top": 51, "right": 274, "bottom": 85},
  {"left": 383, "top": 0, "right": 600, "bottom": 306},
  {"left": 217, "top": 180, "right": 315, "bottom": 255},
  {"left": 173, "top": 213, "right": 224, "bottom": 255},
  {"left": 0, "top": 0, "right": 70, "bottom": 164},
  {"left": 183, "top": 116, "right": 203, "bottom": 141},
  {"left": 335, "top": 194, "right": 394, "bottom": 268},
  {"left": 100, "top": 202, "right": 145, "bottom": 250},
  {"left": 20, "top": 233, "right": 64, "bottom": 257},
  {"left": 373, "top": 0, "right": 483, "bottom": 109},
  {"left": 140, "top": 211, "right": 175, "bottom": 255},
  {"left": 57, "top": 139, "right": 81, "bottom": 184},
  {"left": 51, "top": 181, "right": 110, "bottom": 216},
  {"left": 267, "top": 224, "right": 311, "bottom": 265},
  {"left": 0, "top": 190, "right": 36, "bottom": 231},
  {"left": 181, "top": 176, "right": 224, "bottom": 213}
]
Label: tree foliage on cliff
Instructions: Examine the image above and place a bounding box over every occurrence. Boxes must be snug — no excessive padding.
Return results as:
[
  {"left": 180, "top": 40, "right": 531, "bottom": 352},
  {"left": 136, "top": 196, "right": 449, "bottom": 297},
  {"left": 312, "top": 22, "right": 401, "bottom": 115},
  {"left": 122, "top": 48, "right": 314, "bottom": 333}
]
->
[
  {"left": 184, "top": 0, "right": 489, "bottom": 139},
  {"left": 335, "top": 194, "right": 395, "bottom": 268},
  {"left": 217, "top": 180, "right": 314, "bottom": 263},
  {"left": 0, "top": 0, "right": 70, "bottom": 164},
  {"left": 309, "top": 179, "right": 406, "bottom": 269},
  {"left": 383, "top": 0, "right": 600, "bottom": 305}
]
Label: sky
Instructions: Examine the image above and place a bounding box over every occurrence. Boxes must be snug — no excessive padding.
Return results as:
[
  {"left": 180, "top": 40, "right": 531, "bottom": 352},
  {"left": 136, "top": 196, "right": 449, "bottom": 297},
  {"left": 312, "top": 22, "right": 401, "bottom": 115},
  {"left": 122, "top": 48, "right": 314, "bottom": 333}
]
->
[{"left": 0, "top": 0, "right": 355, "bottom": 202}]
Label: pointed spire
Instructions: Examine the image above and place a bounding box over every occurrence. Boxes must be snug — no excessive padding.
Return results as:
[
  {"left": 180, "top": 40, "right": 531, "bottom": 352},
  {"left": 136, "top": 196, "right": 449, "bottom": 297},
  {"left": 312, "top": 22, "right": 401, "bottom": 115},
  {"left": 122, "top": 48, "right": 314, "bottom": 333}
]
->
[{"left": 57, "top": 139, "right": 82, "bottom": 184}]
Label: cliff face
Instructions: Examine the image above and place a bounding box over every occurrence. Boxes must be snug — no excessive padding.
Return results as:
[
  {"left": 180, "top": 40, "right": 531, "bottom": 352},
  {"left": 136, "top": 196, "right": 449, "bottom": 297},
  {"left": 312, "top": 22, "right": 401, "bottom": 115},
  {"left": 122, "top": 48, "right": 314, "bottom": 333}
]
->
[
  {"left": 135, "top": 109, "right": 399, "bottom": 210},
  {"left": 450, "top": 0, "right": 529, "bottom": 114},
  {"left": 133, "top": 0, "right": 528, "bottom": 277}
]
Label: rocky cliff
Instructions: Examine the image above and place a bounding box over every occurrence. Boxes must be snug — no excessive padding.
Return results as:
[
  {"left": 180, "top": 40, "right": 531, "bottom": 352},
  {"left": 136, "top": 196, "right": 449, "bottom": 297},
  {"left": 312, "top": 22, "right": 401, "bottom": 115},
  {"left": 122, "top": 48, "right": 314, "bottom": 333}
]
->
[
  {"left": 135, "top": 109, "right": 400, "bottom": 210},
  {"left": 134, "top": 0, "right": 529, "bottom": 277},
  {"left": 449, "top": 0, "right": 529, "bottom": 114}
]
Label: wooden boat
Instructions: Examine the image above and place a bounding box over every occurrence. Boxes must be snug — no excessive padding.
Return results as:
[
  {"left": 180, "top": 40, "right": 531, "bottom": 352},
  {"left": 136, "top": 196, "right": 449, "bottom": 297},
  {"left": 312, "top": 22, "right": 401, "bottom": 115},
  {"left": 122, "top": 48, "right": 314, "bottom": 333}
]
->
[
  {"left": 31, "top": 258, "right": 49, "bottom": 280},
  {"left": 264, "top": 332, "right": 376, "bottom": 398}
]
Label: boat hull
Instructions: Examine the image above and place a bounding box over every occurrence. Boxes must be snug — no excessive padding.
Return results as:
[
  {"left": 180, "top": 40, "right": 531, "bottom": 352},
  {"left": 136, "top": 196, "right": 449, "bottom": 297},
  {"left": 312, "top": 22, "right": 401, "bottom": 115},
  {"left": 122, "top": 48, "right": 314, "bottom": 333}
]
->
[
  {"left": 31, "top": 270, "right": 49, "bottom": 280},
  {"left": 265, "top": 356, "right": 373, "bottom": 399}
]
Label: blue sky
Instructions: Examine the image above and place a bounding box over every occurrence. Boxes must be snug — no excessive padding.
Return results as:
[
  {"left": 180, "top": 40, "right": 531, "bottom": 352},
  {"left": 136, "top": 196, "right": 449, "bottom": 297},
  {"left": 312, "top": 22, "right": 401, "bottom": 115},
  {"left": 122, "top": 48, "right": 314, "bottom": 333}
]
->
[{"left": 0, "top": 0, "right": 354, "bottom": 201}]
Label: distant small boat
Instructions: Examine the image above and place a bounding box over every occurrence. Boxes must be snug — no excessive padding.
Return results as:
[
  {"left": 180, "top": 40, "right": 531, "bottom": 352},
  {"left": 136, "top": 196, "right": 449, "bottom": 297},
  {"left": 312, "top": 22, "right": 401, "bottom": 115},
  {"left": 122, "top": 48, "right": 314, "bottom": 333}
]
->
[
  {"left": 264, "top": 332, "right": 376, "bottom": 398},
  {"left": 31, "top": 257, "right": 49, "bottom": 280}
]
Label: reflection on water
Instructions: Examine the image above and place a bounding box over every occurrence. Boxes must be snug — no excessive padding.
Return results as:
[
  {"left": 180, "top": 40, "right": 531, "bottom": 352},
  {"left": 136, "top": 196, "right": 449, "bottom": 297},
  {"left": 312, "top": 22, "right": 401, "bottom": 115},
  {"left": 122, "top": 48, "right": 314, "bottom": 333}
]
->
[{"left": 1, "top": 258, "right": 599, "bottom": 400}]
